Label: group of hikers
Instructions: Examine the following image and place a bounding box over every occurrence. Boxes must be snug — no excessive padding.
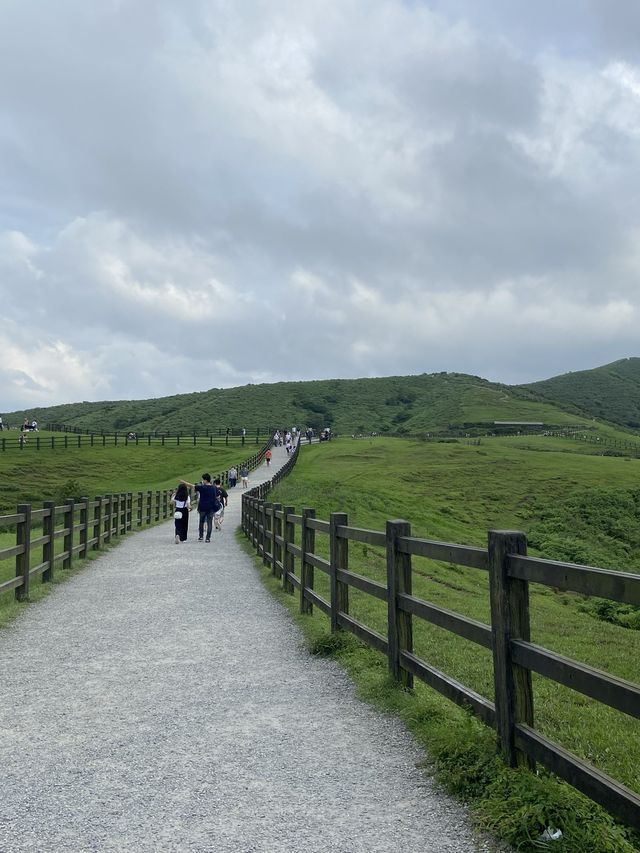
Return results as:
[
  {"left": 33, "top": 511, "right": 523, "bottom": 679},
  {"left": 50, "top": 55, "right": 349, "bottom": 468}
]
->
[{"left": 170, "top": 464, "right": 249, "bottom": 543}]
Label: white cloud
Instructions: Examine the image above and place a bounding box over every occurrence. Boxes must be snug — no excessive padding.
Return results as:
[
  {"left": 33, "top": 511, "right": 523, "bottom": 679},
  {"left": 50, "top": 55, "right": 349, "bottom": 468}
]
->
[{"left": 1, "top": 0, "right": 640, "bottom": 410}]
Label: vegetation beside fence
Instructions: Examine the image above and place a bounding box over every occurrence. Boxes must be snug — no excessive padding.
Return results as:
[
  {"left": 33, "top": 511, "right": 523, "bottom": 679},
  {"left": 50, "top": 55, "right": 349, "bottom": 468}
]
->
[
  {"left": 0, "top": 427, "right": 270, "bottom": 453},
  {"left": 0, "top": 442, "right": 272, "bottom": 607},
  {"left": 241, "top": 458, "right": 640, "bottom": 834}
]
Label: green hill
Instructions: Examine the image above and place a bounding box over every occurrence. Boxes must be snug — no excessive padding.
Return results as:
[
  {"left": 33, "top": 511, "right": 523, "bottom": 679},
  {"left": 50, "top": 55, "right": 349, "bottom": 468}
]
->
[
  {"left": 2, "top": 372, "right": 593, "bottom": 436},
  {"left": 520, "top": 357, "right": 640, "bottom": 429},
  {"left": 5, "top": 358, "right": 640, "bottom": 437}
]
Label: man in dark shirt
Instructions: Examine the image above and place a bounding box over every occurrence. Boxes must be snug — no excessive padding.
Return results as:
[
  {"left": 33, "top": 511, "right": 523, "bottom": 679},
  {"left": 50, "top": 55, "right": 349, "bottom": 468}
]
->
[{"left": 180, "top": 473, "right": 220, "bottom": 542}]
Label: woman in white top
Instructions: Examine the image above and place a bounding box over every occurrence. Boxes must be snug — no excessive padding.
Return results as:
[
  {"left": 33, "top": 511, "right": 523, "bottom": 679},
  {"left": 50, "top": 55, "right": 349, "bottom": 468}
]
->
[{"left": 171, "top": 483, "right": 191, "bottom": 543}]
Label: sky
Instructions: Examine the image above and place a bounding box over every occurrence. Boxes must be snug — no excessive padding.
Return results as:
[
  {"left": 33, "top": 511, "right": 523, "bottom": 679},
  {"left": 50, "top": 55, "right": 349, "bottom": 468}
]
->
[{"left": 1, "top": 0, "right": 640, "bottom": 411}]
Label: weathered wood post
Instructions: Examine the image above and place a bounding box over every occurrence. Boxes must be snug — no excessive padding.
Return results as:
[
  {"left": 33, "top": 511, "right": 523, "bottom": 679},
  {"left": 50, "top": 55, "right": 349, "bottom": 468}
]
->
[
  {"left": 330, "top": 512, "right": 349, "bottom": 633},
  {"left": 300, "top": 508, "right": 315, "bottom": 614},
  {"left": 283, "top": 505, "right": 295, "bottom": 593},
  {"left": 272, "top": 503, "right": 282, "bottom": 577},
  {"left": 137, "top": 492, "right": 143, "bottom": 528},
  {"left": 104, "top": 495, "right": 112, "bottom": 543},
  {"left": 94, "top": 496, "right": 103, "bottom": 550},
  {"left": 386, "top": 520, "right": 413, "bottom": 689},
  {"left": 43, "top": 500, "right": 55, "bottom": 581},
  {"left": 488, "top": 530, "right": 534, "bottom": 769},
  {"left": 257, "top": 500, "right": 265, "bottom": 558},
  {"left": 263, "top": 502, "right": 273, "bottom": 567},
  {"left": 112, "top": 494, "right": 120, "bottom": 537},
  {"left": 155, "top": 491, "right": 160, "bottom": 523},
  {"left": 63, "top": 499, "right": 75, "bottom": 569},
  {"left": 146, "top": 491, "right": 152, "bottom": 526},
  {"left": 16, "top": 503, "right": 31, "bottom": 600},
  {"left": 79, "top": 497, "right": 89, "bottom": 558}
]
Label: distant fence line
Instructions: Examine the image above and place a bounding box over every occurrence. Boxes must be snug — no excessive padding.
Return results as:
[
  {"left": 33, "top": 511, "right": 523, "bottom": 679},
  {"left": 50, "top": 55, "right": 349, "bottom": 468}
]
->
[
  {"left": 241, "top": 452, "right": 640, "bottom": 831},
  {"left": 0, "top": 441, "right": 272, "bottom": 601},
  {"left": 43, "top": 423, "right": 275, "bottom": 437},
  {"left": 379, "top": 428, "right": 640, "bottom": 457},
  {"left": 0, "top": 430, "right": 270, "bottom": 453}
]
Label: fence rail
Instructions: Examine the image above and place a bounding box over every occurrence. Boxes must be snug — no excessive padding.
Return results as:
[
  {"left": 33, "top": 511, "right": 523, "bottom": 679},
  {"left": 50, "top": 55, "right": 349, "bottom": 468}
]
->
[
  {"left": 241, "top": 475, "right": 640, "bottom": 831},
  {"left": 0, "top": 430, "right": 269, "bottom": 452},
  {"left": 0, "top": 442, "right": 273, "bottom": 602}
]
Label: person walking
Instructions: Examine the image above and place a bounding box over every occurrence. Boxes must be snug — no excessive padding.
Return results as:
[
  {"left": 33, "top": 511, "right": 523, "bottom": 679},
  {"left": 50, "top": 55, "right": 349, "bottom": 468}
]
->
[
  {"left": 265, "top": 448, "right": 272, "bottom": 467},
  {"left": 240, "top": 465, "right": 249, "bottom": 489},
  {"left": 228, "top": 466, "right": 237, "bottom": 488},
  {"left": 213, "top": 478, "right": 228, "bottom": 531},
  {"left": 180, "top": 473, "right": 220, "bottom": 542},
  {"left": 170, "top": 483, "right": 191, "bottom": 543}
]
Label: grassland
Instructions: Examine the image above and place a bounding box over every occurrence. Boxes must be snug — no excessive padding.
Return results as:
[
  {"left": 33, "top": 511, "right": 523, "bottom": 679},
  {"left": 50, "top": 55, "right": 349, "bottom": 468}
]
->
[
  {"left": 0, "top": 437, "right": 244, "bottom": 620},
  {"left": 2, "top": 428, "right": 640, "bottom": 849},
  {"left": 522, "top": 357, "right": 640, "bottom": 429},
  {"left": 262, "top": 435, "right": 640, "bottom": 852},
  {"left": 5, "top": 365, "right": 637, "bottom": 438}
]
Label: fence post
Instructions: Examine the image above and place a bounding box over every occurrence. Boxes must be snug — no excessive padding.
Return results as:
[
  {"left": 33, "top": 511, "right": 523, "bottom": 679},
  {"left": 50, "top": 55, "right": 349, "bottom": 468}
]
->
[
  {"left": 155, "top": 491, "right": 160, "bottom": 523},
  {"left": 63, "top": 499, "right": 75, "bottom": 569},
  {"left": 104, "top": 495, "right": 112, "bottom": 543},
  {"left": 272, "top": 503, "right": 282, "bottom": 577},
  {"left": 112, "top": 494, "right": 120, "bottom": 537},
  {"left": 43, "top": 500, "right": 55, "bottom": 582},
  {"left": 146, "top": 491, "right": 152, "bottom": 525},
  {"left": 79, "top": 497, "right": 89, "bottom": 558},
  {"left": 283, "top": 505, "right": 295, "bottom": 593},
  {"left": 263, "top": 502, "right": 272, "bottom": 567},
  {"left": 126, "top": 492, "right": 132, "bottom": 530},
  {"left": 386, "top": 520, "right": 413, "bottom": 689},
  {"left": 300, "top": 508, "right": 315, "bottom": 614},
  {"left": 257, "top": 500, "right": 265, "bottom": 558},
  {"left": 330, "top": 512, "right": 349, "bottom": 633},
  {"left": 137, "top": 492, "right": 143, "bottom": 528},
  {"left": 488, "top": 530, "right": 534, "bottom": 769},
  {"left": 94, "top": 496, "right": 102, "bottom": 550},
  {"left": 16, "top": 503, "right": 31, "bottom": 600},
  {"left": 120, "top": 493, "right": 127, "bottom": 533}
]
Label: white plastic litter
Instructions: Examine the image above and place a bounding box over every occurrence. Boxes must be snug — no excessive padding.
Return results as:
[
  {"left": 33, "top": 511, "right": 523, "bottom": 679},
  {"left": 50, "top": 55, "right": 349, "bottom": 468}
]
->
[{"left": 540, "top": 827, "right": 563, "bottom": 842}]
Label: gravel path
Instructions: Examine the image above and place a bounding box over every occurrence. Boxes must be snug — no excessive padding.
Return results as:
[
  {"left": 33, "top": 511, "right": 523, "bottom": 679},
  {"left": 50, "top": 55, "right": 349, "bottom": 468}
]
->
[{"left": 0, "top": 444, "right": 504, "bottom": 852}]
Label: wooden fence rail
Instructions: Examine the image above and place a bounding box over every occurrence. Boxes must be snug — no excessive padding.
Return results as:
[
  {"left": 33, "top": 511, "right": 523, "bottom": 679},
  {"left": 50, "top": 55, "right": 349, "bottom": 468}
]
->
[
  {"left": 241, "top": 463, "right": 640, "bottom": 831},
  {"left": 0, "top": 431, "right": 267, "bottom": 452},
  {"left": 0, "top": 440, "right": 273, "bottom": 603}
]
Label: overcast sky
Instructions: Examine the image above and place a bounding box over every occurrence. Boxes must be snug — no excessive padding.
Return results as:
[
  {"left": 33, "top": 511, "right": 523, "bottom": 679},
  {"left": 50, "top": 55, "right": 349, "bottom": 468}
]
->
[{"left": 2, "top": 0, "right": 640, "bottom": 411}]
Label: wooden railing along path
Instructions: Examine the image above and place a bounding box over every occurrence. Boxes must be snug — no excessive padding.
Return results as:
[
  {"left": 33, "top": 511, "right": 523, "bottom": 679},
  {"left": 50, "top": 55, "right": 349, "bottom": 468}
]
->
[
  {"left": 0, "top": 443, "right": 272, "bottom": 603},
  {"left": 241, "top": 448, "right": 640, "bottom": 831},
  {"left": 0, "top": 428, "right": 271, "bottom": 453}
]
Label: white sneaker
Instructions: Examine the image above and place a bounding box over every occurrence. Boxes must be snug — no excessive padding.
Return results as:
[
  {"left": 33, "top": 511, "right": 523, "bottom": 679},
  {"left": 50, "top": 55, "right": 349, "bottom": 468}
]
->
[{"left": 175, "top": 534, "right": 180, "bottom": 544}]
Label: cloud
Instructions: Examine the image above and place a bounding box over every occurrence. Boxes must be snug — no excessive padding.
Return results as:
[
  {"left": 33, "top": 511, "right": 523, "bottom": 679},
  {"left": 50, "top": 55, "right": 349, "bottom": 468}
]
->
[{"left": 1, "top": 0, "right": 640, "bottom": 410}]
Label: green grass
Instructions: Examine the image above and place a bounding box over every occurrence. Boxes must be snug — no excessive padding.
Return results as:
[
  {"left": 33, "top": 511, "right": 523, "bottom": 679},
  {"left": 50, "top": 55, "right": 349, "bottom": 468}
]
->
[
  {"left": 0, "top": 441, "right": 246, "bottom": 619},
  {"left": 7, "top": 364, "right": 640, "bottom": 437},
  {"left": 0, "top": 437, "right": 246, "bottom": 515},
  {"left": 258, "top": 435, "right": 640, "bottom": 852}
]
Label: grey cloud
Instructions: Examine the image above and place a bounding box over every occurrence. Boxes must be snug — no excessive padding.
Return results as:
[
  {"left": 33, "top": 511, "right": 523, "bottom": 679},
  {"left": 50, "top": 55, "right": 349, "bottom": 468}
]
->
[{"left": 1, "top": 0, "right": 640, "bottom": 408}]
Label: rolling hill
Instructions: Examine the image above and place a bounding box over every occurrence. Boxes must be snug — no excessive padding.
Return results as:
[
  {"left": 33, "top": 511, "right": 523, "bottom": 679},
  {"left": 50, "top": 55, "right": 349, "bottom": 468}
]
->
[
  {"left": 519, "top": 357, "right": 640, "bottom": 430},
  {"left": 1, "top": 367, "right": 618, "bottom": 437}
]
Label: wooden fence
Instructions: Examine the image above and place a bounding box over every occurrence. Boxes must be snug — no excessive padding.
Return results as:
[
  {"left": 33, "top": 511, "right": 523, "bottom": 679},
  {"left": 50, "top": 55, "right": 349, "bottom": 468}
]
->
[
  {"left": 0, "top": 442, "right": 273, "bottom": 603},
  {"left": 0, "top": 489, "right": 174, "bottom": 601},
  {"left": 241, "top": 468, "right": 640, "bottom": 831},
  {"left": 0, "top": 430, "right": 267, "bottom": 453}
]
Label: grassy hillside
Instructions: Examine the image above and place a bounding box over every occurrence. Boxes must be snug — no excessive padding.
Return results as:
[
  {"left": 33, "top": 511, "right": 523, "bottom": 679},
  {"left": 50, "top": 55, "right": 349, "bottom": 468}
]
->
[
  {"left": 1, "top": 428, "right": 639, "bottom": 849},
  {"left": 264, "top": 435, "right": 640, "bottom": 851},
  {"left": 2, "top": 372, "right": 602, "bottom": 437},
  {"left": 521, "top": 357, "right": 640, "bottom": 429}
]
